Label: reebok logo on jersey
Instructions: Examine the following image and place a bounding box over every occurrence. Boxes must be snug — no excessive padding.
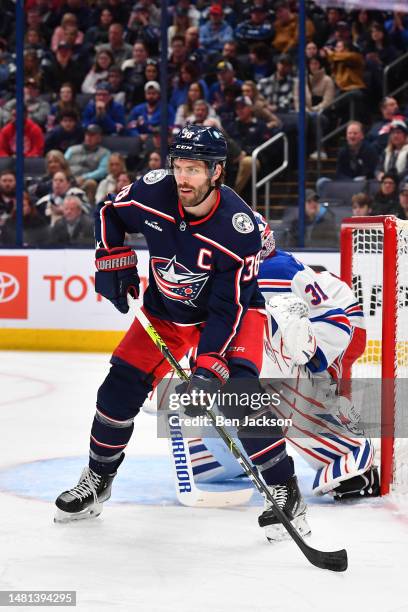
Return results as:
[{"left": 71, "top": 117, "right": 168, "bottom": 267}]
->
[
  {"left": 151, "top": 255, "right": 209, "bottom": 307},
  {"left": 145, "top": 219, "right": 163, "bottom": 232}
]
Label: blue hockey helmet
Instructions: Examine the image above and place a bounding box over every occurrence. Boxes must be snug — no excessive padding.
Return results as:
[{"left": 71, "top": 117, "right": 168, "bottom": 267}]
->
[{"left": 168, "top": 125, "right": 227, "bottom": 169}]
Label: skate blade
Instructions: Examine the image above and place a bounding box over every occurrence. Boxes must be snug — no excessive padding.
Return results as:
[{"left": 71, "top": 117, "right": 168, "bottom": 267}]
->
[
  {"left": 265, "top": 513, "right": 311, "bottom": 543},
  {"left": 54, "top": 505, "right": 102, "bottom": 524}
]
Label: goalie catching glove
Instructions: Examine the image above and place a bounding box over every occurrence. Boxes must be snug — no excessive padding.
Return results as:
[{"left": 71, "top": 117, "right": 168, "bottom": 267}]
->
[
  {"left": 95, "top": 246, "right": 140, "bottom": 313},
  {"left": 266, "top": 294, "right": 316, "bottom": 365}
]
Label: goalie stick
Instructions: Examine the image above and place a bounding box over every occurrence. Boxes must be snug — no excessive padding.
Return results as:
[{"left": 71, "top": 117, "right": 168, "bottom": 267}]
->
[
  {"left": 154, "top": 376, "right": 253, "bottom": 507},
  {"left": 167, "top": 426, "right": 254, "bottom": 507},
  {"left": 128, "top": 296, "right": 348, "bottom": 572}
]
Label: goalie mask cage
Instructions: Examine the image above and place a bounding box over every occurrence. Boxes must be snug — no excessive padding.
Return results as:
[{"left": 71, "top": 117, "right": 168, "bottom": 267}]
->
[{"left": 340, "top": 215, "right": 408, "bottom": 495}]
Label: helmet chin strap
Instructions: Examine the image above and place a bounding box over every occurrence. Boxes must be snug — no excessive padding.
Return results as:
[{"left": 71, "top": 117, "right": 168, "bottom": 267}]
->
[
  {"left": 196, "top": 182, "right": 216, "bottom": 206},
  {"left": 194, "top": 161, "right": 221, "bottom": 206}
]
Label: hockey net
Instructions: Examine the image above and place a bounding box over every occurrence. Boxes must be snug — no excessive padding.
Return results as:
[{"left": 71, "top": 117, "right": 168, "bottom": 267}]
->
[{"left": 341, "top": 216, "right": 408, "bottom": 495}]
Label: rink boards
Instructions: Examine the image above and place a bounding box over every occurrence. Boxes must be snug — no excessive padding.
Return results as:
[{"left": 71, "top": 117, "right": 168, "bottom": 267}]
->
[{"left": 0, "top": 249, "right": 340, "bottom": 351}]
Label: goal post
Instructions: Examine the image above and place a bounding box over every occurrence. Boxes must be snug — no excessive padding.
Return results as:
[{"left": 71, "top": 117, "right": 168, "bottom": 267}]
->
[{"left": 340, "top": 215, "right": 408, "bottom": 495}]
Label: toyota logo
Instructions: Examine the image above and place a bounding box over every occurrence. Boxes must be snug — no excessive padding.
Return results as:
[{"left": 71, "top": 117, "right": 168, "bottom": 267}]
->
[{"left": 0, "top": 272, "right": 20, "bottom": 303}]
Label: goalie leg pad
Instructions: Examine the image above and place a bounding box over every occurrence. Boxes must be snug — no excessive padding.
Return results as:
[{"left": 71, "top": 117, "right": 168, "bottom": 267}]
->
[{"left": 312, "top": 438, "right": 375, "bottom": 496}]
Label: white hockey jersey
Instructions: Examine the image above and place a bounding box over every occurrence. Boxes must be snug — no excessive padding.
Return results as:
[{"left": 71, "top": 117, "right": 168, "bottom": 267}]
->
[{"left": 258, "top": 250, "right": 363, "bottom": 374}]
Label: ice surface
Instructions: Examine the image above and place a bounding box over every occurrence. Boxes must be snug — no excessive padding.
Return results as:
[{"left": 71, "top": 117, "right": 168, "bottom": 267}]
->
[{"left": 1, "top": 352, "right": 408, "bottom": 612}]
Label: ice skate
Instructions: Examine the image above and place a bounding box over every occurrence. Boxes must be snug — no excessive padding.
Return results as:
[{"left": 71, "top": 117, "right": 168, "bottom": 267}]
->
[
  {"left": 258, "top": 476, "right": 311, "bottom": 542},
  {"left": 333, "top": 466, "right": 380, "bottom": 500},
  {"left": 54, "top": 467, "right": 117, "bottom": 523}
]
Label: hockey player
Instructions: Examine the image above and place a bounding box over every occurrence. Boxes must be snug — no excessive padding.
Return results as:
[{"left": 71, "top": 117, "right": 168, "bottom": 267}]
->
[
  {"left": 255, "top": 212, "right": 379, "bottom": 500},
  {"left": 54, "top": 125, "right": 310, "bottom": 541}
]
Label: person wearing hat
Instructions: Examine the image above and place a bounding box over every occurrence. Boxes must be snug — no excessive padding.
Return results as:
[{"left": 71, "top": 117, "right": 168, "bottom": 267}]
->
[
  {"left": 199, "top": 4, "right": 234, "bottom": 54},
  {"left": 235, "top": 5, "right": 274, "bottom": 46},
  {"left": 82, "top": 81, "right": 126, "bottom": 135},
  {"left": 127, "top": 81, "right": 175, "bottom": 138},
  {"left": 43, "top": 39, "right": 85, "bottom": 93},
  {"left": 175, "top": 0, "right": 201, "bottom": 26},
  {"left": 127, "top": 3, "right": 160, "bottom": 50},
  {"left": 64, "top": 125, "right": 110, "bottom": 204},
  {"left": 24, "top": 78, "right": 50, "bottom": 129},
  {"left": 258, "top": 53, "right": 296, "bottom": 115},
  {"left": 45, "top": 109, "right": 84, "bottom": 154},
  {"left": 129, "top": 0, "right": 162, "bottom": 29},
  {"left": 209, "top": 60, "right": 242, "bottom": 108},
  {"left": 285, "top": 189, "right": 338, "bottom": 248},
  {"left": 376, "top": 119, "right": 408, "bottom": 182}
]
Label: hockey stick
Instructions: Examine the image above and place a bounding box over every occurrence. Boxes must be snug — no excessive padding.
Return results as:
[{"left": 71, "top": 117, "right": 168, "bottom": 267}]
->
[{"left": 128, "top": 296, "right": 348, "bottom": 572}]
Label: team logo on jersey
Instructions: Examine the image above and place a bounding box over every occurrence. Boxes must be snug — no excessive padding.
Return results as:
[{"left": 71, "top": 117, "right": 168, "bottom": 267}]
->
[
  {"left": 151, "top": 255, "right": 209, "bottom": 307},
  {"left": 232, "top": 212, "right": 254, "bottom": 234},
  {"left": 143, "top": 169, "right": 167, "bottom": 185}
]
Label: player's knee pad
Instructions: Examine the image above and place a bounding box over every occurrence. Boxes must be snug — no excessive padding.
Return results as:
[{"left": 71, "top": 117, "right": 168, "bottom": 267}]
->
[
  {"left": 312, "top": 438, "right": 375, "bottom": 496},
  {"left": 97, "top": 358, "right": 153, "bottom": 421}
]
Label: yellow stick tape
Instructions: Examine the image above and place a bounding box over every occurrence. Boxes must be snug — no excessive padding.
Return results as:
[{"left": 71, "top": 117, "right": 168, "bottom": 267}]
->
[{"left": 0, "top": 329, "right": 125, "bottom": 352}]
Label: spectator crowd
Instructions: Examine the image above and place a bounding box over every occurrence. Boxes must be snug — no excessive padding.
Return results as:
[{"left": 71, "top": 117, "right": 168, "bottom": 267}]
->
[{"left": 0, "top": 0, "right": 407, "bottom": 248}]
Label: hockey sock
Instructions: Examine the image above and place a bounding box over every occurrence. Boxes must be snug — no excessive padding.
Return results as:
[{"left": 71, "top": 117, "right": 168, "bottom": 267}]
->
[
  {"left": 89, "top": 406, "right": 135, "bottom": 474},
  {"left": 238, "top": 434, "right": 294, "bottom": 485}
]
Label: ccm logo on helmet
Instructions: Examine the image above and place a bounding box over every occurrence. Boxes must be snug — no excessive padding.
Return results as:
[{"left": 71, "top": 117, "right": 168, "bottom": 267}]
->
[{"left": 175, "top": 144, "right": 193, "bottom": 150}]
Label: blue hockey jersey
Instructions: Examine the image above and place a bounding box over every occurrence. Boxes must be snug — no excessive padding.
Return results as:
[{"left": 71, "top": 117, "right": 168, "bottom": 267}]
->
[{"left": 95, "top": 169, "right": 264, "bottom": 357}]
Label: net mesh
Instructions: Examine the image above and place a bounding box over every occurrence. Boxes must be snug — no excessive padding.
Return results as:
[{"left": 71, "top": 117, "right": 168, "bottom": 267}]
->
[{"left": 348, "top": 219, "right": 408, "bottom": 492}]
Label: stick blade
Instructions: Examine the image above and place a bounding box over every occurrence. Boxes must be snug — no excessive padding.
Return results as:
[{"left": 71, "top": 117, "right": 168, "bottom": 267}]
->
[{"left": 305, "top": 547, "right": 348, "bottom": 572}]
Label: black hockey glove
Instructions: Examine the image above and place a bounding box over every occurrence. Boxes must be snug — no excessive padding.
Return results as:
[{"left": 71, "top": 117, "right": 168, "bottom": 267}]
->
[
  {"left": 95, "top": 246, "right": 140, "bottom": 314},
  {"left": 177, "top": 353, "right": 229, "bottom": 417}
]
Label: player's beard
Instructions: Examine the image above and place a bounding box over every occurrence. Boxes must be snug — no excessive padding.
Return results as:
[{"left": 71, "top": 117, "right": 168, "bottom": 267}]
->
[{"left": 177, "top": 179, "right": 212, "bottom": 209}]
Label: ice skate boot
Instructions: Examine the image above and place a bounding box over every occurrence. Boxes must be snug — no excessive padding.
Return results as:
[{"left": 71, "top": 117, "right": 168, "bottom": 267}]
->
[
  {"left": 54, "top": 466, "right": 118, "bottom": 523},
  {"left": 258, "top": 475, "right": 311, "bottom": 542},
  {"left": 333, "top": 466, "right": 380, "bottom": 500}
]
